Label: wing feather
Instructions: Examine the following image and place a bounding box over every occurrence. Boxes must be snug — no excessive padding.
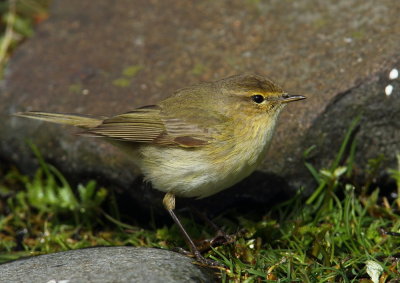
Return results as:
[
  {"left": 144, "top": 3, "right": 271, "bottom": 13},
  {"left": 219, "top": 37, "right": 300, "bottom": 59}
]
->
[
  {"left": 86, "top": 106, "right": 165, "bottom": 142},
  {"left": 85, "top": 105, "right": 227, "bottom": 147}
]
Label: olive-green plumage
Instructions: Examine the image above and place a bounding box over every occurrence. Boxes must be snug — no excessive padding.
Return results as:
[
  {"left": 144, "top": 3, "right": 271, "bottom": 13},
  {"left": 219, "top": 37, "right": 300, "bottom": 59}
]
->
[{"left": 15, "top": 74, "right": 305, "bottom": 265}]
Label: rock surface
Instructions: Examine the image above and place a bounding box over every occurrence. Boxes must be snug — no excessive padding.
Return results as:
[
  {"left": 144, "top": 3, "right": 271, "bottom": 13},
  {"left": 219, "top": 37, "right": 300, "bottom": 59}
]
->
[
  {"left": 0, "top": 247, "right": 216, "bottom": 283},
  {"left": 1, "top": 0, "right": 399, "bottom": 210}
]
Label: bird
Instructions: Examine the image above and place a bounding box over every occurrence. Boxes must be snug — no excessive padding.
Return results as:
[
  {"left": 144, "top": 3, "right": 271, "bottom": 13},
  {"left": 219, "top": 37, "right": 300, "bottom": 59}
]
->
[{"left": 15, "top": 74, "right": 306, "bottom": 265}]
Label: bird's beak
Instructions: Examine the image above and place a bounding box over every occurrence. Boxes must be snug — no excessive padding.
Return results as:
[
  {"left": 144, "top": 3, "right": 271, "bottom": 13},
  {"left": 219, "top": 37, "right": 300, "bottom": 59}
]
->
[{"left": 280, "top": 94, "right": 306, "bottom": 103}]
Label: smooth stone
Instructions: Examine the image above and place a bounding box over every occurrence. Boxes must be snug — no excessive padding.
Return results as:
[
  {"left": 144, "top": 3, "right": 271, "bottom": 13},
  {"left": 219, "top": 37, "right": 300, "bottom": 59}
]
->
[
  {"left": 0, "top": 247, "right": 216, "bottom": 283},
  {"left": 0, "top": 0, "right": 399, "bottom": 212}
]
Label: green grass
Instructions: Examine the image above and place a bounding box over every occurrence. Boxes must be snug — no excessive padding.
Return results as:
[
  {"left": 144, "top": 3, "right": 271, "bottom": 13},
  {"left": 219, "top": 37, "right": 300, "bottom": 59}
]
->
[
  {"left": 0, "top": 144, "right": 173, "bottom": 263},
  {"left": 0, "top": 0, "right": 51, "bottom": 78},
  {"left": 1, "top": 3, "right": 400, "bottom": 281},
  {"left": 1, "top": 120, "right": 400, "bottom": 282}
]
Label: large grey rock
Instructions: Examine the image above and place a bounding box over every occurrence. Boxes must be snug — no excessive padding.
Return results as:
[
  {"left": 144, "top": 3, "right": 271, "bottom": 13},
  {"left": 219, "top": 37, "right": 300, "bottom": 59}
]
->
[
  {"left": 1, "top": 0, "right": 399, "bottom": 211},
  {"left": 0, "top": 247, "right": 216, "bottom": 283}
]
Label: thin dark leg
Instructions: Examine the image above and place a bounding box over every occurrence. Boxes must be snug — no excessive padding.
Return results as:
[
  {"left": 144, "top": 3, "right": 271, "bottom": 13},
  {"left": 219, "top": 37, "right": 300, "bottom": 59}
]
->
[
  {"left": 166, "top": 208, "right": 204, "bottom": 261},
  {"left": 162, "top": 192, "right": 223, "bottom": 267}
]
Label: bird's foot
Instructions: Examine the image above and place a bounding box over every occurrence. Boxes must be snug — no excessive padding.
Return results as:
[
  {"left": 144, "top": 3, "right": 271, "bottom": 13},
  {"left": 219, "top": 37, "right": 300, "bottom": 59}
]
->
[
  {"left": 192, "top": 250, "right": 225, "bottom": 268},
  {"left": 172, "top": 247, "right": 226, "bottom": 268}
]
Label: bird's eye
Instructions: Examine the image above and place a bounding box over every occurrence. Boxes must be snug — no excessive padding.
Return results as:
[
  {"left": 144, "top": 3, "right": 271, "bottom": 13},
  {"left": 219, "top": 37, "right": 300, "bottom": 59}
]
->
[{"left": 251, "top": 95, "right": 265, "bottom": 104}]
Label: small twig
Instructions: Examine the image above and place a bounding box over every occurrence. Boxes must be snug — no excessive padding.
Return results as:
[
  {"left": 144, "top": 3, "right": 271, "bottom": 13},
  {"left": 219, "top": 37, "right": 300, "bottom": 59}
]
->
[{"left": 0, "top": 0, "right": 17, "bottom": 75}]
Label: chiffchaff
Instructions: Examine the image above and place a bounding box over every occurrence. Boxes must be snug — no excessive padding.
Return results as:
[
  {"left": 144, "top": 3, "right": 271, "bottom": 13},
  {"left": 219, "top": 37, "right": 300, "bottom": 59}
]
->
[{"left": 15, "top": 74, "right": 305, "bottom": 265}]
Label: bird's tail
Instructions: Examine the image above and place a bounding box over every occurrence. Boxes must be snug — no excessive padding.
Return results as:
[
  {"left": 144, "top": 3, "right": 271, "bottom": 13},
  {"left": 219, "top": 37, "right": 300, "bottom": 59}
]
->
[{"left": 14, "top": 111, "right": 103, "bottom": 129}]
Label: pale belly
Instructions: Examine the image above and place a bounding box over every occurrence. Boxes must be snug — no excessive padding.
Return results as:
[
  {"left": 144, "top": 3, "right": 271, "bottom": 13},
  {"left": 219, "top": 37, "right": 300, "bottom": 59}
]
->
[
  {"left": 137, "top": 121, "right": 275, "bottom": 198},
  {"left": 139, "top": 148, "right": 256, "bottom": 198}
]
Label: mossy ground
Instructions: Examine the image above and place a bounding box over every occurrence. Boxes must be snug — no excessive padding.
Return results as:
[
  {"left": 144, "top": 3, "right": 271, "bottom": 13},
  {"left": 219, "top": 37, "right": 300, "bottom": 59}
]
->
[
  {"left": 1, "top": 120, "right": 400, "bottom": 282},
  {"left": 1, "top": 1, "right": 400, "bottom": 282}
]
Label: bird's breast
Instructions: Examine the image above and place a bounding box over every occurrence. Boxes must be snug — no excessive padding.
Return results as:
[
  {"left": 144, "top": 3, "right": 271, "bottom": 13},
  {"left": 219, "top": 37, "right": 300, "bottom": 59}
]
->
[{"left": 138, "top": 115, "right": 279, "bottom": 198}]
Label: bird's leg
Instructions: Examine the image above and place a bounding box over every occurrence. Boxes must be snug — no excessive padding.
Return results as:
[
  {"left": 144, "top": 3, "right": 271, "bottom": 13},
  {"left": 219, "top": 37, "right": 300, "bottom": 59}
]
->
[
  {"left": 162, "top": 192, "right": 222, "bottom": 266},
  {"left": 163, "top": 192, "right": 199, "bottom": 257}
]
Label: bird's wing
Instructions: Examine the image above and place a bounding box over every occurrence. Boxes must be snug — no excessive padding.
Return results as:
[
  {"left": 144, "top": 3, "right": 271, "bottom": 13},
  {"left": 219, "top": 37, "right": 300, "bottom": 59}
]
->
[{"left": 85, "top": 105, "right": 228, "bottom": 148}]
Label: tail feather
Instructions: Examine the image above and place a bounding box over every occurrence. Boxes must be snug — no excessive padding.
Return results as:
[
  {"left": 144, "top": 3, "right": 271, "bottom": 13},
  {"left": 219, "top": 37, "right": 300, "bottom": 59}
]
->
[{"left": 14, "top": 111, "right": 103, "bottom": 129}]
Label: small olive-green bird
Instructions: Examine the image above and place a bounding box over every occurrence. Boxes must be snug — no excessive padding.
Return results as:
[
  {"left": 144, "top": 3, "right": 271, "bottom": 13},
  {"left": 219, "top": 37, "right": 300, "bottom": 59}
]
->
[{"left": 15, "top": 74, "right": 305, "bottom": 265}]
